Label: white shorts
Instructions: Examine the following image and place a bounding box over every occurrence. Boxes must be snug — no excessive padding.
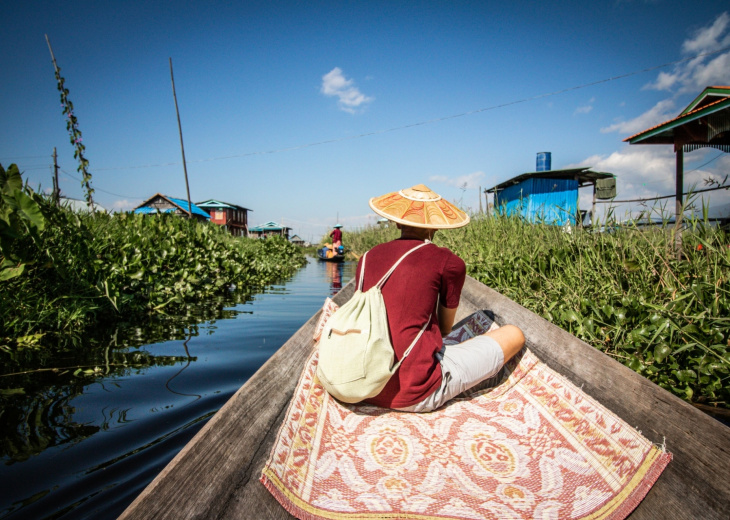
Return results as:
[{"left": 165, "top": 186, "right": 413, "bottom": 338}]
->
[{"left": 396, "top": 334, "right": 505, "bottom": 413}]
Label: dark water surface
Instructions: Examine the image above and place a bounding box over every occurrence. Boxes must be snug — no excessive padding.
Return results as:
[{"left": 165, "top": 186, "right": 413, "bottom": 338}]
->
[{"left": 0, "top": 258, "right": 354, "bottom": 520}]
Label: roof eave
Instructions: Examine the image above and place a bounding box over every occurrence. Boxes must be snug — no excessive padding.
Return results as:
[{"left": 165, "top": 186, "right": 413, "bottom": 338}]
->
[{"left": 625, "top": 96, "right": 730, "bottom": 144}]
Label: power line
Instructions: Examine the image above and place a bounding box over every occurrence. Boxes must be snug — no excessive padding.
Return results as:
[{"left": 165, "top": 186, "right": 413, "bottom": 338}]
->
[
  {"left": 89, "top": 44, "right": 730, "bottom": 172},
  {"left": 59, "top": 169, "right": 142, "bottom": 199},
  {"left": 0, "top": 154, "right": 51, "bottom": 160},
  {"left": 687, "top": 152, "right": 725, "bottom": 173}
]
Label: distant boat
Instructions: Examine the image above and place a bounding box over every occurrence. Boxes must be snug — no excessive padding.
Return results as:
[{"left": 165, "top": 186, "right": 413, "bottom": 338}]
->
[{"left": 316, "top": 245, "right": 345, "bottom": 263}]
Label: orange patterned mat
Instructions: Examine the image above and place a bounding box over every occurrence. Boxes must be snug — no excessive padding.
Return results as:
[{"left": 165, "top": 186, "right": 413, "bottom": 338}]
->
[{"left": 261, "top": 306, "right": 671, "bottom": 520}]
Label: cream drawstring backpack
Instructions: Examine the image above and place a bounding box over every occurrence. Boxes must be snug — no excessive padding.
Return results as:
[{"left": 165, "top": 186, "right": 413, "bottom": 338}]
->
[{"left": 317, "top": 242, "right": 432, "bottom": 404}]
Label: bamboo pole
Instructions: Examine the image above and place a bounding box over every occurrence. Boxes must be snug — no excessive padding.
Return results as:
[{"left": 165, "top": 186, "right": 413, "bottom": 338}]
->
[
  {"left": 674, "top": 147, "right": 684, "bottom": 259},
  {"left": 169, "top": 58, "right": 193, "bottom": 218},
  {"left": 53, "top": 147, "right": 60, "bottom": 205}
]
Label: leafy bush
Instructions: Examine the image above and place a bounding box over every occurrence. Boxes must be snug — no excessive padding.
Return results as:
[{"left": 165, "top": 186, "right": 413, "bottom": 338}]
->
[{"left": 0, "top": 164, "right": 306, "bottom": 348}]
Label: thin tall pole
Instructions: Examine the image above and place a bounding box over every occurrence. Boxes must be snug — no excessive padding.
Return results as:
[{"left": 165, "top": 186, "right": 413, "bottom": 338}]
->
[
  {"left": 674, "top": 147, "right": 685, "bottom": 258},
  {"left": 169, "top": 57, "right": 193, "bottom": 218},
  {"left": 53, "top": 147, "right": 60, "bottom": 204},
  {"left": 591, "top": 182, "right": 597, "bottom": 227}
]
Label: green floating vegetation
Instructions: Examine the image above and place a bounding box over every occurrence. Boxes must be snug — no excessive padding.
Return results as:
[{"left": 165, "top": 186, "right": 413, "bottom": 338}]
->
[
  {"left": 346, "top": 213, "right": 729, "bottom": 410},
  {"left": 0, "top": 163, "right": 306, "bottom": 350}
]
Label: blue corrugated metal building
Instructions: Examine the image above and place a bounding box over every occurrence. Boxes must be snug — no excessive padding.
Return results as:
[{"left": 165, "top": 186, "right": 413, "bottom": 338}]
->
[{"left": 486, "top": 163, "right": 615, "bottom": 226}]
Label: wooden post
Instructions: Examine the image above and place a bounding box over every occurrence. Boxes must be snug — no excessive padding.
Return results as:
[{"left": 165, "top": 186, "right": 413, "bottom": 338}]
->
[
  {"left": 52, "top": 147, "right": 60, "bottom": 205},
  {"left": 478, "top": 185, "right": 483, "bottom": 214},
  {"left": 674, "top": 147, "right": 684, "bottom": 258},
  {"left": 169, "top": 58, "right": 193, "bottom": 218},
  {"left": 591, "top": 181, "right": 597, "bottom": 228}
]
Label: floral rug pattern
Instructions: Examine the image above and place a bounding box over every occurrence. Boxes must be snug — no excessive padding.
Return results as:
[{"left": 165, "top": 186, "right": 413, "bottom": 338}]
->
[{"left": 262, "top": 306, "right": 670, "bottom": 520}]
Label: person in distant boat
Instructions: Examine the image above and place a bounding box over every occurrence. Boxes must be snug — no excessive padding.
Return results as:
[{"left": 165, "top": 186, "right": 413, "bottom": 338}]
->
[
  {"left": 356, "top": 184, "right": 525, "bottom": 412},
  {"left": 329, "top": 224, "right": 343, "bottom": 252}
]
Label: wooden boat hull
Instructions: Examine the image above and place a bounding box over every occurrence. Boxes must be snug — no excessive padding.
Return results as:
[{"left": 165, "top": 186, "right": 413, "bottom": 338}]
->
[
  {"left": 316, "top": 246, "right": 345, "bottom": 262},
  {"left": 119, "top": 276, "right": 730, "bottom": 520},
  {"left": 317, "top": 253, "right": 345, "bottom": 262}
]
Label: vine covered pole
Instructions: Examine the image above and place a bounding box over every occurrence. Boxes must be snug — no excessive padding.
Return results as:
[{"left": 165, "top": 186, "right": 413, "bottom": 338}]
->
[
  {"left": 169, "top": 58, "right": 193, "bottom": 219},
  {"left": 45, "top": 35, "right": 95, "bottom": 211}
]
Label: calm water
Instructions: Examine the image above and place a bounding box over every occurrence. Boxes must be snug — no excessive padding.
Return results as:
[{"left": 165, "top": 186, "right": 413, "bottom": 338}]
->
[{"left": 0, "top": 258, "right": 354, "bottom": 520}]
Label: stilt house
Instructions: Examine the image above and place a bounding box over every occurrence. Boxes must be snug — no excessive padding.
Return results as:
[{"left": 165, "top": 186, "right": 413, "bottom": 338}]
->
[
  {"left": 196, "top": 199, "right": 251, "bottom": 237},
  {"left": 248, "top": 221, "right": 292, "bottom": 239}
]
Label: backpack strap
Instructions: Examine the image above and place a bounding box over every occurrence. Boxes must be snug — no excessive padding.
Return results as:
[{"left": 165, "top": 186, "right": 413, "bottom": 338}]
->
[
  {"left": 357, "top": 251, "right": 368, "bottom": 291},
  {"left": 374, "top": 240, "right": 431, "bottom": 289},
  {"left": 396, "top": 312, "right": 432, "bottom": 367},
  {"left": 372, "top": 240, "right": 433, "bottom": 368}
]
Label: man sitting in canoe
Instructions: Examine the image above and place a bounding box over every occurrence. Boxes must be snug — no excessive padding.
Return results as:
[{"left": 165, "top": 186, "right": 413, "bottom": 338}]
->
[{"left": 358, "top": 184, "right": 525, "bottom": 412}]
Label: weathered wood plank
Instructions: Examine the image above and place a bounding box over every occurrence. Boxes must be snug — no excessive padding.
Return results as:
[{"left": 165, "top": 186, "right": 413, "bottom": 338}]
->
[{"left": 120, "top": 276, "right": 730, "bottom": 520}]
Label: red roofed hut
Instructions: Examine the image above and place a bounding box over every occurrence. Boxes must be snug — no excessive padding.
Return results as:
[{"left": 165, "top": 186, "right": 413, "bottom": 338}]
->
[{"left": 624, "top": 86, "right": 730, "bottom": 223}]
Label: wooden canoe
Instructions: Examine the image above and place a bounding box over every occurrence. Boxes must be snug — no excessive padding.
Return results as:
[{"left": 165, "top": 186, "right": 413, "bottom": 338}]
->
[
  {"left": 316, "top": 247, "right": 346, "bottom": 262},
  {"left": 119, "top": 276, "right": 730, "bottom": 519}
]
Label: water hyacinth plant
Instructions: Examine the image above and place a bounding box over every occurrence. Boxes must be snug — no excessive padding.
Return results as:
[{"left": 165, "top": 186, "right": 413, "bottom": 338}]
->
[
  {"left": 346, "top": 212, "right": 730, "bottom": 410},
  {"left": 0, "top": 166, "right": 306, "bottom": 349}
]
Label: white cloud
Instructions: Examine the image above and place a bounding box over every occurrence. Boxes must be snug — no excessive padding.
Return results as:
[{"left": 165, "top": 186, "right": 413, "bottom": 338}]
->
[
  {"left": 644, "top": 12, "right": 730, "bottom": 93},
  {"left": 575, "top": 147, "right": 730, "bottom": 221},
  {"left": 574, "top": 97, "right": 596, "bottom": 115},
  {"left": 601, "top": 98, "right": 675, "bottom": 135},
  {"left": 683, "top": 52, "right": 730, "bottom": 93},
  {"left": 429, "top": 171, "right": 485, "bottom": 190},
  {"left": 320, "top": 67, "right": 373, "bottom": 114},
  {"left": 111, "top": 199, "right": 138, "bottom": 212},
  {"left": 587, "top": 12, "right": 730, "bottom": 221},
  {"left": 682, "top": 12, "right": 730, "bottom": 54}
]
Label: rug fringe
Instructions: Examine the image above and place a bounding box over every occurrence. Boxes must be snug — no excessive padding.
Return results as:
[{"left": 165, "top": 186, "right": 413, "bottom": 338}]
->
[{"left": 604, "top": 449, "right": 673, "bottom": 520}]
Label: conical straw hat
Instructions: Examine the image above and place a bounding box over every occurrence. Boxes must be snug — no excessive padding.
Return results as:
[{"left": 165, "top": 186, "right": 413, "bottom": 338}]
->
[{"left": 368, "top": 184, "right": 470, "bottom": 229}]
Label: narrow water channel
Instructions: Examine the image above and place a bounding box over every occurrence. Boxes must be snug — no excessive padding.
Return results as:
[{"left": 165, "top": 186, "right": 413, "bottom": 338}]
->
[{"left": 0, "top": 258, "right": 354, "bottom": 520}]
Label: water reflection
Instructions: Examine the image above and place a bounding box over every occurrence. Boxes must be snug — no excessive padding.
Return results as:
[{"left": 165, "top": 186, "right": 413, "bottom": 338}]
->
[
  {"left": 325, "top": 261, "right": 345, "bottom": 295},
  {"left": 164, "top": 335, "right": 201, "bottom": 400},
  {"left": 0, "top": 258, "right": 353, "bottom": 519}
]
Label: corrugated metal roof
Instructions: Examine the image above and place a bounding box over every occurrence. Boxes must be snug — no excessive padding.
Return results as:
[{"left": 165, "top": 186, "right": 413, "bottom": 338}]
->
[
  {"left": 249, "top": 221, "right": 292, "bottom": 232},
  {"left": 486, "top": 168, "right": 614, "bottom": 193},
  {"left": 165, "top": 197, "right": 211, "bottom": 218},
  {"left": 625, "top": 86, "right": 730, "bottom": 144},
  {"left": 135, "top": 206, "right": 176, "bottom": 214},
  {"left": 133, "top": 193, "right": 210, "bottom": 219},
  {"left": 196, "top": 199, "right": 252, "bottom": 211}
]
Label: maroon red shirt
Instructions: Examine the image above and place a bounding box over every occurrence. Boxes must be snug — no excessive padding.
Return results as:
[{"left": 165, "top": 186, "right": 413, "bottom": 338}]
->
[
  {"left": 355, "top": 238, "right": 466, "bottom": 408},
  {"left": 330, "top": 228, "right": 342, "bottom": 242}
]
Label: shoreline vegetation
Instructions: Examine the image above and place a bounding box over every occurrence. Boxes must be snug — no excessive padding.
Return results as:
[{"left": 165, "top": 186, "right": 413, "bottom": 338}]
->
[
  {"left": 0, "top": 163, "right": 306, "bottom": 353},
  {"left": 2, "top": 159, "right": 727, "bottom": 413},
  {"left": 332, "top": 212, "right": 729, "bottom": 413}
]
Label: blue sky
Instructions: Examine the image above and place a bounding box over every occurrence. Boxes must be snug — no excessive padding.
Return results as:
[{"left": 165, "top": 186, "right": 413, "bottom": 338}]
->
[{"left": 2, "top": 1, "right": 729, "bottom": 241}]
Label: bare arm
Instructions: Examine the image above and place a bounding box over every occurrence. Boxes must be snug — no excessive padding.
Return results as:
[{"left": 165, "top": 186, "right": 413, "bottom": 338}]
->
[{"left": 438, "top": 305, "right": 458, "bottom": 337}]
